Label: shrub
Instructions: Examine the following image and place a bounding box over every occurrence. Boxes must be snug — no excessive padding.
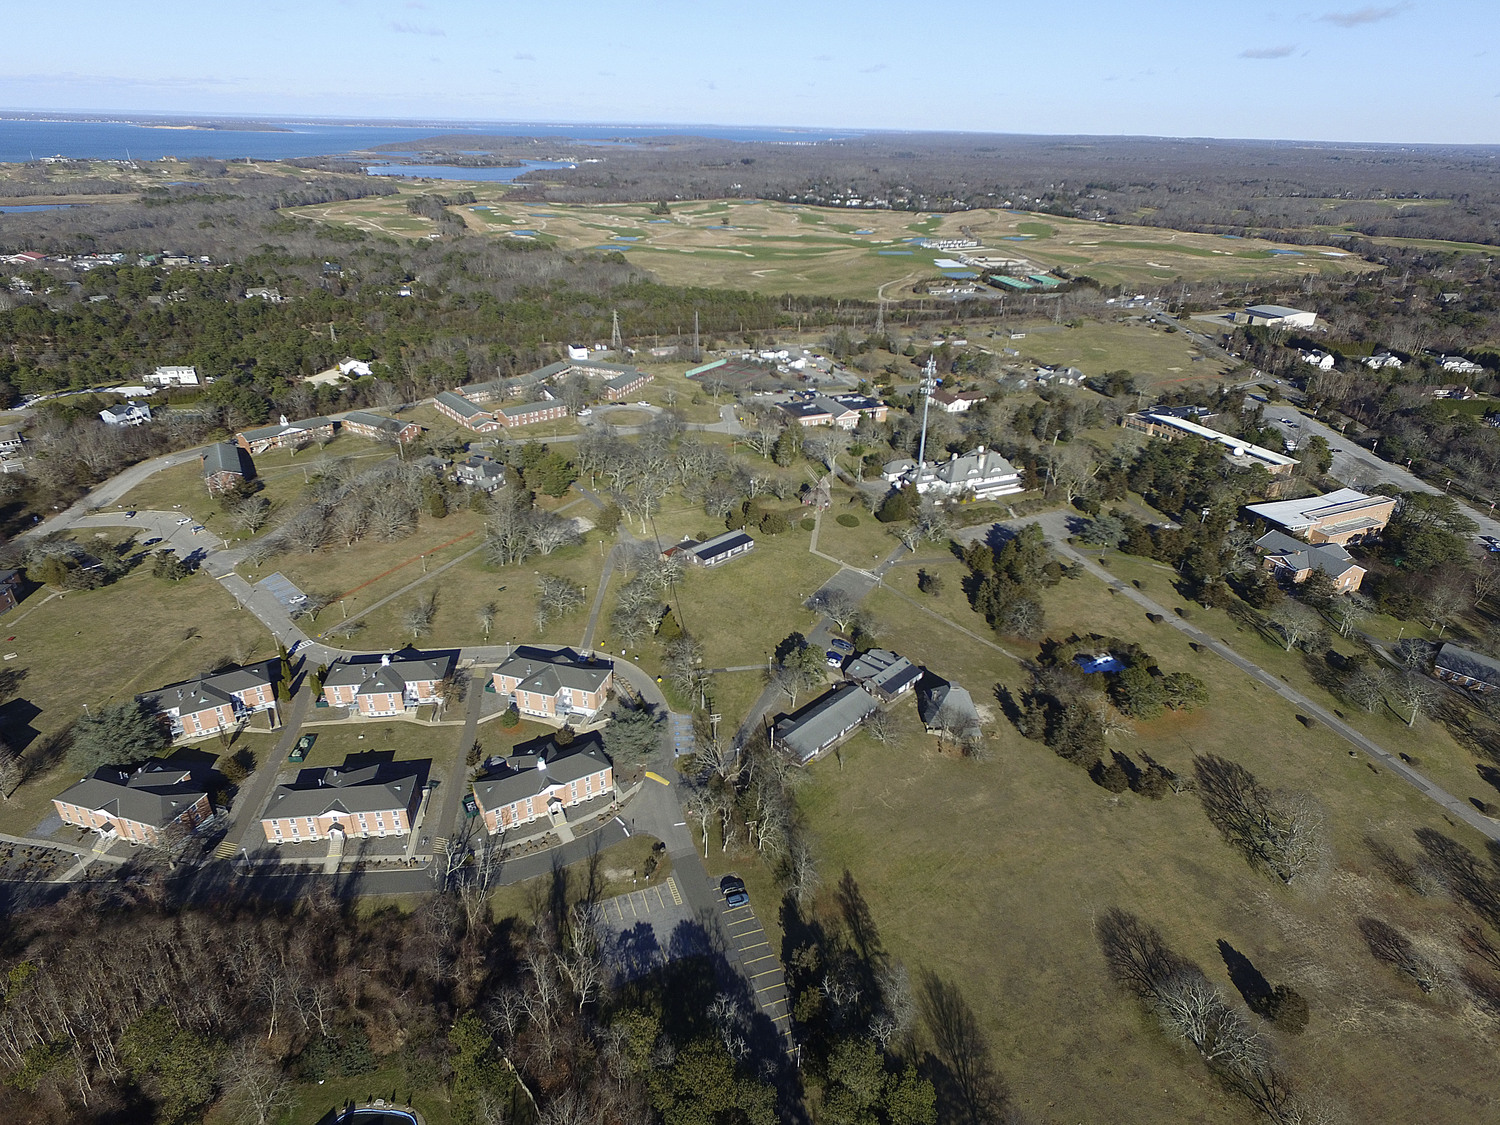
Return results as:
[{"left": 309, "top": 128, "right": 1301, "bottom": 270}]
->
[
  {"left": 1092, "top": 758, "right": 1130, "bottom": 793},
  {"left": 836, "top": 513, "right": 861, "bottom": 527},
  {"left": 1267, "top": 984, "right": 1310, "bottom": 1033},
  {"left": 499, "top": 706, "right": 519, "bottom": 729},
  {"left": 760, "top": 511, "right": 790, "bottom": 535},
  {"left": 800, "top": 517, "right": 816, "bottom": 531}
]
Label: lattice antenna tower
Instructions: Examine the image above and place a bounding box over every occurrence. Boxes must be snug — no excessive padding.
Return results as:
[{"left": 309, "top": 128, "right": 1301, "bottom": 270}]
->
[
  {"left": 917, "top": 355, "right": 937, "bottom": 468},
  {"left": 610, "top": 309, "right": 622, "bottom": 351}
]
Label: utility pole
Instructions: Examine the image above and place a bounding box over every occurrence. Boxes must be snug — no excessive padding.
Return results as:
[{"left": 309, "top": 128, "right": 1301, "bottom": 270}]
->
[{"left": 917, "top": 356, "right": 937, "bottom": 469}]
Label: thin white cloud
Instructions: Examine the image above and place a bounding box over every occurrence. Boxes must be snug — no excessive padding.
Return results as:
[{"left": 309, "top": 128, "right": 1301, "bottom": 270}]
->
[
  {"left": 1240, "top": 45, "right": 1296, "bottom": 59},
  {"left": 390, "top": 21, "right": 445, "bottom": 36},
  {"left": 513, "top": 51, "right": 535, "bottom": 61},
  {"left": 1319, "top": 4, "right": 1407, "bottom": 28},
  {"left": 859, "top": 62, "right": 889, "bottom": 74}
]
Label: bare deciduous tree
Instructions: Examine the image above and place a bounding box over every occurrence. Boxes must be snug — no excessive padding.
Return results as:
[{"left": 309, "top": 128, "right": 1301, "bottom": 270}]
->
[{"left": 1194, "top": 755, "right": 1326, "bottom": 885}]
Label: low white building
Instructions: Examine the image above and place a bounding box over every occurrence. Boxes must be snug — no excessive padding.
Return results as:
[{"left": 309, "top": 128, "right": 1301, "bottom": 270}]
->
[
  {"left": 338, "top": 358, "right": 373, "bottom": 378},
  {"left": 566, "top": 344, "right": 590, "bottom": 361},
  {"left": 883, "top": 446, "right": 1024, "bottom": 501},
  {"left": 148, "top": 365, "right": 200, "bottom": 387},
  {"left": 1363, "top": 352, "right": 1403, "bottom": 370},
  {"left": 1238, "top": 304, "right": 1317, "bottom": 329},
  {"left": 1299, "top": 350, "right": 1335, "bottom": 370}
]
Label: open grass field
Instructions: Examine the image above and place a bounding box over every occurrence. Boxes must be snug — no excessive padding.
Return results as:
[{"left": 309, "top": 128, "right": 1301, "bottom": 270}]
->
[
  {"left": 288, "top": 193, "right": 1370, "bottom": 298},
  {"left": 203, "top": 1063, "right": 453, "bottom": 1125},
  {"left": 0, "top": 566, "right": 271, "bottom": 835},
  {"left": 116, "top": 437, "right": 394, "bottom": 540},
  {"left": 1000, "top": 317, "right": 1238, "bottom": 389},
  {"left": 794, "top": 540, "right": 1500, "bottom": 1124}
]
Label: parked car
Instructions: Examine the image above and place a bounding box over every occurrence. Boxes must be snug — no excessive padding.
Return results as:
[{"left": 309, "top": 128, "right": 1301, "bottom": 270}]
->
[
  {"left": 720, "top": 875, "right": 748, "bottom": 907},
  {"left": 577, "top": 408, "right": 592, "bottom": 416},
  {"left": 825, "top": 651, "right": 844, "bottom": 668},
  {"left": 829, "top": 637, "right": 855, "bottom": 654},
  {"left": 190, "top": 525, "right": 205, "bottom": 533},
  {"left": 175, "top": 517, "right": 191, "bottom": 525},
  {"left": 141, "top": 537, "right": 161, "bottom": 546},
  {"left": 124, "top": 510, "right": 136, "bottom": 519}
]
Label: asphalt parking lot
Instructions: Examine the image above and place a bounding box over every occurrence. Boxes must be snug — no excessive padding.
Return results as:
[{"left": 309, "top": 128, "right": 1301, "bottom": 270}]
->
[
  {"left": 721, "top": 900, "right": 791, "bottom": 1039},
  {"left": 593, "top": 878, "right": 711, "bottom": 981}
]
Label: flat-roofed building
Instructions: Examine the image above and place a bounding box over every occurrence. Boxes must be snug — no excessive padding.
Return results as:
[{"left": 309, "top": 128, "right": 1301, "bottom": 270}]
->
[
  {"left": 1246, "top": 488, "right": 1396, "bottom": 546},
  {"left": 1123, "top": 411, "right": 1297, "bottom": 476},
  {"left": 1237, "top": 304, "right": 1317, "bottom": 329}
]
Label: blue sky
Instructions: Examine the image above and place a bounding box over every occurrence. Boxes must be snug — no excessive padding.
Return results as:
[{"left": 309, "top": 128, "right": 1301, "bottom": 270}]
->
[{"left": 4, "top": 1, "right": 1497, "bottom": 143}]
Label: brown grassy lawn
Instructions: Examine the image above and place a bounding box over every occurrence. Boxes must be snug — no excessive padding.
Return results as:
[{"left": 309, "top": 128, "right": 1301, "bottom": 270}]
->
[
  {"left": 204, "top": 1062, "right": 453, "bottom": 1125},
  {"left": 292, "top": 722, "right": 454, "bottom": 771},
  {"left": 116, "top": 437, "right": 392, "bottom": 539},
  {"left": 814, "top": 506, "right": 900, "bottom": 568},
  {"left": 0, "top": 568, "right": 269, "bottom": 835},
  {"left": 243, "top": 509, "right": 488, "bottom": 613},
  {"left": 487, "top": 833, "right": 674, "bottom": 924},
  {"left": 797, "top": 557, "right": 1500, "bottom": 1124},
  {"left": 1005, "top": 318, "right": 1234, "bottom": 392},
  {"left": 660, "top": 533, "right": 838, "bottom": 669},
  {"left": 1094, "top": 551, "right": 1490, "bottom": 809},
  {"left": 346, "top": 534, "right": 607, "bottom": 651}
]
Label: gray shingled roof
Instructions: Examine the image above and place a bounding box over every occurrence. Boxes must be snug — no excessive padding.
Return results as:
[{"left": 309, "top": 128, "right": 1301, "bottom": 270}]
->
[
  {"left": 55, "top": 760, "right": 207, "bottom": 828},
  {"left": 1436, "top": 643, "right": 1500, "bottom": 686},
  {"left": 200, "top": 442, "right": 247, "bottom": 478},
  {"left": 773, "top": 684, "right": 878, "bottom": 763},
  {"left": 263, "top": 762, "right": 424, "bottom": 819},
  {"left": 435, "top": 390, "right": 489, "bottom": 419},
  {"left": 139, "top": 660, "right": 278, "bottom": 715},
  {"left": 472, "top": 737, "right": 612, "bottom": 810},
  {"left": 324, "top": 656, "right": 448, "bottom": 696},
  {"left": 1256, "top": 530, "right": 1360, "bottom": 579},
  {"left": 494, "top": 647, "right": 612, "bottom": 695},
  {"left": 844, "top": 649, "right": 921, "bottom": 697},
  {"left": 342, "top": 411, "right": 412, "bottom": 435}
]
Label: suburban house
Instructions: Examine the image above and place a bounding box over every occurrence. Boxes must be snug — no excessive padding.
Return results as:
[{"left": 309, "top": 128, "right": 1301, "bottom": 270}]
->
[
  {"left": 0, "top": 569, "right": 21, "bottom": 613},
  {"left": 435, "top": 390, "right": 504, "bottom": 432},
  {"left": 1256, "top": 529, "right": 1367, "bottom": 594},
  {"left": 663, "top": 530, "right": 756, "bottom": 568},
  {"left": 496, "top": 400, "right": 569, "bottom": 428},
  {"left": 882, "top": 446, "right": 1024, "bottom": 501},
  {"left": 491, "top": 647, "right": 614, "bottom": 720},
  {"left": 1435, "top": 644, "right": 1500, "bottom": 693},
  {"left": 99, "top": 401, "right": 152, "bottom": 427},
  {"left": 1246, "top": 488, "right": 1396, "bottom": 546},
  {"left": 341, "top": 411, "right": 424, "bottom": 444},
  {"left": 844, "top": 649, "right": 922, "bottom": 701},
  {"left": 931, "top": 389, "right": 987, "bottom": 413},
  {"left": 236, "top": 415, "right": 336, "bottom": 454},
  {"left": 1236, "top": 304, "right": 1317, "bottom": 329},
  {"left": 1299, "top": 350, "right": 1335, "bottom": 371},
  {"left": 244, "top": 287, "right": 283, "bottom": 302},
  {"left": 200, "top": 442, "right": 253, "bottom": 495},
  {"left": 338, "top": 358, "right": 373, "bottom": 377},
  {"left": 322, "top": 655, "right": 449, "bottom": 717},
  {"left": 472, "top": 734, "right": 615, "bottom": 833},
  {"left": 1122, "top": 411, "right": 1297, "bottom": 476},
  {"left": 138, "top": 660, "right": 280, "bottom": 740},
  {"left": 917, "top": 677, "right": 983, "bottom": 743},
  {"left": 1428, "top": 384, "right": 1476, "bottom": 400},
  {"left": 773, "top": 684, "right": 879, "bottom": 764},
  {"left": 260, "top": 759, "right": 426, "bottom": 844},
  {"left": 1035, "top": 366, "right": 1083, "bottom": 387},
  {"left": 54, "top": 761, "right": 212, "bottom": 846},
  {"left": 1363, "top": 352, "right": 1404, "bottom": 370},
  {"left": 453, "top": 454, "right": 507, "bottom": 492},
  {"left": 1438, "top": 355, "right": 1485, "bottom": 375},
  {"left": 148, "top": 365, "right": 200, "bottom": 387}
]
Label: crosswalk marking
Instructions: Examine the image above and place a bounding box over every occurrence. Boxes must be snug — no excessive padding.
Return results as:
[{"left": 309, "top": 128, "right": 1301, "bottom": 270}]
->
[{"left": 666, "top": 876, "right": 682, "bottom": 905}]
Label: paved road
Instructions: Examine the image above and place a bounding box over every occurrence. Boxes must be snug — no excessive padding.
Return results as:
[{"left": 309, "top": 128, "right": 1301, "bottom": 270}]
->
[
  {"left": 214, "top": 687, "right": 313, "bottom": 859},
  {"left": 1009, "top": 510, "right": 1500, "bottom": 844}
]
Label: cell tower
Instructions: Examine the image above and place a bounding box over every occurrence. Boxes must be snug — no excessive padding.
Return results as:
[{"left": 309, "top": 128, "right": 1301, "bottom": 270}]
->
[
  {"left": 917, "top": 355, "right": 937, "bottom": 468},
  {"left": 875, "top": 300, "right": 885, "bottom": 336},
  {"left": 610, "top": 309, "right": 622, "bottom": 351},
  {"left": 692, "top": 310, "right": 701, "bottom": 363}
]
